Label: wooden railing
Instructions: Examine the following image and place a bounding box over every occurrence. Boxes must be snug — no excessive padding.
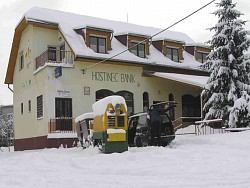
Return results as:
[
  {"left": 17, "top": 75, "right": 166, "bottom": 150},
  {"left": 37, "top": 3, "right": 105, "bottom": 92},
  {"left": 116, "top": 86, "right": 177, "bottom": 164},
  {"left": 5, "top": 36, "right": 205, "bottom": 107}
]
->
[
  {"left": 35, "top": 50, "right": 74, "bottom": 70},
  {"left": 173, "top": 117, "right": 201, "bottom": 131},
  {"left": 195, "top": 119, "right": 225, "bottom": 135},
  {"left": 48, "top": 117, "right": 76, "bottom": 133}
]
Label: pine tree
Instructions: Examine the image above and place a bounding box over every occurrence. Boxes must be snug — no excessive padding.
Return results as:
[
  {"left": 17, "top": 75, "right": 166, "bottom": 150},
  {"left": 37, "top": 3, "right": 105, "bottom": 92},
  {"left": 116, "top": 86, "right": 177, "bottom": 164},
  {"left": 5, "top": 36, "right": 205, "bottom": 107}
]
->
[{"left": 201, "top": 0, "right": 250, "bottom": 127}]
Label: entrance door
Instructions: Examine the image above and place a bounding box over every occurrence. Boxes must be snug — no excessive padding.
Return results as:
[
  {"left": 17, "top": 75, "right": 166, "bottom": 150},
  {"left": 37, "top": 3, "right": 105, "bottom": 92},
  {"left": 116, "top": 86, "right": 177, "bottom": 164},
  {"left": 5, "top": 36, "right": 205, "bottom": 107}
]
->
[{"left": 55, "top": 98, "right": 72, "bottom": 131}]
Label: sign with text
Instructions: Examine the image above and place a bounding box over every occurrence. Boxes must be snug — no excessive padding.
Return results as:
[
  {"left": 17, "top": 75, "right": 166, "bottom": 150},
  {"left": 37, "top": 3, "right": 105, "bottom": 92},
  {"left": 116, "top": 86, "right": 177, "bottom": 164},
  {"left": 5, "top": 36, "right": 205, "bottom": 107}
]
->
[
  {"left": 91, "top": 71, "right": 136, "bottom": 83},
  {"left": 57, "top": 90, "right": 70, "bottom": 97},
  {"left": 54, "top": 66, "right": 62, "bottom": 78}
]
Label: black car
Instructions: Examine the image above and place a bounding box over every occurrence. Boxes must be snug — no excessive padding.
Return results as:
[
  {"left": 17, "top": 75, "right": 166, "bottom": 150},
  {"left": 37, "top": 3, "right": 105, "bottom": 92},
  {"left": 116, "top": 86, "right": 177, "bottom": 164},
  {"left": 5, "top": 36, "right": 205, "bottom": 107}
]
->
[{"left": 128, "top": 101, "right": 177, "bottom": 147}]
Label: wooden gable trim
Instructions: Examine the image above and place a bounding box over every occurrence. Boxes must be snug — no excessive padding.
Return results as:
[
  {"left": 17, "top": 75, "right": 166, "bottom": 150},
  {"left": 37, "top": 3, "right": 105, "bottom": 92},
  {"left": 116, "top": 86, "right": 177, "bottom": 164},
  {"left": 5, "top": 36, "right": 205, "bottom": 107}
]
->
[{"left": 5, "top": 18, "right": 27, "bottom": 84}]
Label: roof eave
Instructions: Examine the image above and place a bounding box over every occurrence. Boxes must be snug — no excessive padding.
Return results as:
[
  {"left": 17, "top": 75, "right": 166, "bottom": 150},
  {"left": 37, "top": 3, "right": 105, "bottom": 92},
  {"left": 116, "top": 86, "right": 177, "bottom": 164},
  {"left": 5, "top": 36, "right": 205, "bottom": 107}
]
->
[
  {"left": 75, "top": 55, "right": 209, "bottom": 76},
  {"left": 5, "top": 17, "right": 28, "bottom": 84},
  {"left": 4, "top": 18, "right": 60, "bottom": 85}
]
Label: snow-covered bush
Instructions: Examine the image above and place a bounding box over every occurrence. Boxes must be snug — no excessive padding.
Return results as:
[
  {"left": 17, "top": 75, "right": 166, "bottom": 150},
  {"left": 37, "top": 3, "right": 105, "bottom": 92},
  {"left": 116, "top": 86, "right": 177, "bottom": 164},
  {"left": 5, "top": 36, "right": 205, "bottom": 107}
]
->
[
  {"left": 229, "top": 92, "right": 250, "bottom": 127},
  {"left": 0, "top": 113, "right": 14, "bottom": 146}
]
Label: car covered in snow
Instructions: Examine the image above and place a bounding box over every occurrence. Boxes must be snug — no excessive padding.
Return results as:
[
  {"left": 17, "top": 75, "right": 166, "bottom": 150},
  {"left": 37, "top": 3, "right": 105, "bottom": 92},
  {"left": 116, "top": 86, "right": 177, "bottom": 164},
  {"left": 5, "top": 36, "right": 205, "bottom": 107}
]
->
[{"left": 128, "top": 101, "right": 177, "bottom": 147}]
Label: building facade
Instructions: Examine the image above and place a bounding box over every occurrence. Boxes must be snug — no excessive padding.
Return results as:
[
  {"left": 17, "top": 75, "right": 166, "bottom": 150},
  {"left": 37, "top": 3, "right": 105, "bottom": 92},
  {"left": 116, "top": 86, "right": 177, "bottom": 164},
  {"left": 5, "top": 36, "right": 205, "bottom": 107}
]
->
[{"left": 5, "top": 7, "right": 210, "bottom": 151}]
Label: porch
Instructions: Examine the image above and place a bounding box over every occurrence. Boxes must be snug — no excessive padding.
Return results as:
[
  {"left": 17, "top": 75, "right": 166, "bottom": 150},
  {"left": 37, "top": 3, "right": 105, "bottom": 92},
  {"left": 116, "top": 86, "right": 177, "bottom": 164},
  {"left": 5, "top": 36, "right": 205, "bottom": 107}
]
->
[
  {"left": 35, "top": 49, "right": 74, "bottom": 70},
  {"left": 48, "top": 117, "right": 76, "bottom": 133}
]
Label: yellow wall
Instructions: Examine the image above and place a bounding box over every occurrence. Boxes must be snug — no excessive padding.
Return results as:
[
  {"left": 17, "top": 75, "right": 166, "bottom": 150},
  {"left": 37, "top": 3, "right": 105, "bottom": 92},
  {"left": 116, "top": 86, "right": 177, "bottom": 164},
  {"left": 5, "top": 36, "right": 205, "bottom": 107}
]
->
[
  {"left": 13, "top": 25, "right": 72, "bottom": 139},
  {"left": 13, "top": 25, "right": 202, "bottom": 140}
]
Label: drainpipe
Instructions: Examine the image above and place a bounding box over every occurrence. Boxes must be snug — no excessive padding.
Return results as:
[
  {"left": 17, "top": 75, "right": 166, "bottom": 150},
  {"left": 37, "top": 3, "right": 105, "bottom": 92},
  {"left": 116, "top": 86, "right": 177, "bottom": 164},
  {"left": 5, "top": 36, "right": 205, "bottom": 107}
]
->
[{"left": 8, "top": 84, "right": 13, "bottom": 93}]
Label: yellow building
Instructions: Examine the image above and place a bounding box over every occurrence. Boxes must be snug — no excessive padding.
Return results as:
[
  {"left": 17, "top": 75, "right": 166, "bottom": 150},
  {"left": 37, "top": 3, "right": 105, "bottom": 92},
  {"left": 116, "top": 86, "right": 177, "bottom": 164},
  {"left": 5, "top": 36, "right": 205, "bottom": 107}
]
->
[{"left": 5, "top": 7, "right": 210, "bottom": 151}]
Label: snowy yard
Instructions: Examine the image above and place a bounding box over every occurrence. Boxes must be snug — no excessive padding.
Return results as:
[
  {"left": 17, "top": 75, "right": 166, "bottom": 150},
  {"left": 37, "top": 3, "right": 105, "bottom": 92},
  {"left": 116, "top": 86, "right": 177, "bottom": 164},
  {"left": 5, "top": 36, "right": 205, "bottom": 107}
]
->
[{"left": 1, "top": 131, "right": 250, "bottom": 188}]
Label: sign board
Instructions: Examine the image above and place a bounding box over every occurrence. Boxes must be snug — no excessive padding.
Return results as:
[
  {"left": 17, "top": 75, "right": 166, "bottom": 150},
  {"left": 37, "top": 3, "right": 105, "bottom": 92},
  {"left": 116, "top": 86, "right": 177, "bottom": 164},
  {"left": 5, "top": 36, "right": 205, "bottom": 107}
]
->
[
  {"left": 57, "top": 90, "right": 70, "bottom": 97},
  {"left": 84, "top": 86, "right": 90, "bottom": 95},
  {"left": 54, "top": 66, "right": 62, "bottom": 78}
]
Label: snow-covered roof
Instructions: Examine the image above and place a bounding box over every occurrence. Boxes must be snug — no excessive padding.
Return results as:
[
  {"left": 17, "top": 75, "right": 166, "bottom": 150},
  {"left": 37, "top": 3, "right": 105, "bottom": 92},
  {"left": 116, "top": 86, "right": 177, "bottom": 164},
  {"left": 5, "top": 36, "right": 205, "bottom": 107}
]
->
[
  {"left": 152, "top": 72, "right": 209, "bottom": 88},
  {"left": 75, "top": 112, "right": 94, "bottom": 123},
  {"left": 92, "top": 96, "right": 127, "bottom": 117},
  {"left": 24, "top": 7, "right": 204, "bottom": 69},
  {"left": 186, "top": 42, "right": 211, "bottom": 49}
]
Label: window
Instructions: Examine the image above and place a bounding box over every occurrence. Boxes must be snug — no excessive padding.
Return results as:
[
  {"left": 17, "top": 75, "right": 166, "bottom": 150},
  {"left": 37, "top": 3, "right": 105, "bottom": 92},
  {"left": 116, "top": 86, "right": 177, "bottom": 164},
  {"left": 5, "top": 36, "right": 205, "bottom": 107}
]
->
[
  {"left": 96, "top": 89, "right": 114, "bottom": 101},
  {"left": 130, "top": 42, "right": 146, "bottom": 58},
  {"left": 116, "top": 91, "right": 134, "bottom": 116},
  {"left": 90, "top": 36, "right": 106, "bottom": 53},
  {"left": 48, "top": 46, "right": 57, "bottom": 61},
  {"left": 21, "top": 103, "right": 23, "bottom": 115},
  {"left": 166, "top": 47, "right": 179, "bottom": 62},
  {"left": 37, "top": 95, "right": 43, "bottom": 118},
  {"left": 196, "top": 52, "right": 208, "bottom": 63},
  {"left": 28, "top": 100, "right": 31, "bottom": 112},
  {"left": 19, "top": 51, "right": 24, "bottom": 70},
  {"left": 55, "top": 98, "right": 72, "bottom": 131},
  {"left": 182, "top": 94, "right": 201, "bottom": 117},
  {"left": 143, "top": 92, "right": 149, "bottom": 112},
  {"left": 60, "top": 43, "right": 65, "bottom": 61}
]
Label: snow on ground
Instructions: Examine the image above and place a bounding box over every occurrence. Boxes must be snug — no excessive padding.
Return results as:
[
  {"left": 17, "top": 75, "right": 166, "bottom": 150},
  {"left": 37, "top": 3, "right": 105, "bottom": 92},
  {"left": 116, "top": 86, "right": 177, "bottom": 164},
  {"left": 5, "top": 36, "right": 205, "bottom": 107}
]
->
[{"left": 1, "top": 131, "right": 250, "bottom": 188}]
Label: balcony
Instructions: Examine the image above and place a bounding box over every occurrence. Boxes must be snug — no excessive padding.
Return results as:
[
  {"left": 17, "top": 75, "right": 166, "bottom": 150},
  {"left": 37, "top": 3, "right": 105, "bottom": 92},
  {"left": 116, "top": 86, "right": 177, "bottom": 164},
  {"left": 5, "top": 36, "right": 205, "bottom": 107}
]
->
[
  {"left": 48, "top": 117, "right": 76, "bottom": 133},
  {"left": 36, "top": 49, "right": 74, "bottom": 70}
]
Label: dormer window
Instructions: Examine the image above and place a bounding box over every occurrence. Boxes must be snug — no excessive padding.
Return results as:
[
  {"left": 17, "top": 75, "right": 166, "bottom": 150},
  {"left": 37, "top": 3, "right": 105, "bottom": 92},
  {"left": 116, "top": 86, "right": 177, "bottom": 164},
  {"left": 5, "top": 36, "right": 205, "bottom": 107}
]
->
[
  {"left": 130, "top": 42, "right": 146, "bottom": 58},
  {"left": 115, "top": 33, "right": 150, "bottom": 58},
  {"left": 74, "top": 25, "right": 113, "bottom": 54},
  {"left": 90, "top": 36, "right": 106, "bottom": 53},
  {"left": 166, "top": 47, "right": 179, "bottom": 62},
  {"left": 152, "top": 38, "right": 184, "bottom": 63},
  {"left": 196, "top": 52, "right": 208, "bottom": 63},
  {"left": 185, "top": 44, "right": 211, "bottom": 63}
]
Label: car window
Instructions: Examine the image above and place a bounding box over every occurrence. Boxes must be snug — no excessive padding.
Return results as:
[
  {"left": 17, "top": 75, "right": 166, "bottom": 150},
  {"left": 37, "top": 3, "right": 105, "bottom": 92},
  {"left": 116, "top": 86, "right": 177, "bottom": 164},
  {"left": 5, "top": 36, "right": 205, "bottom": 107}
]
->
[
  {"left": 161, "top": 114, "right": 170, "bottom": 123},
  {"left": 138, "top": 114, "right": 147, "bottom": 126}
]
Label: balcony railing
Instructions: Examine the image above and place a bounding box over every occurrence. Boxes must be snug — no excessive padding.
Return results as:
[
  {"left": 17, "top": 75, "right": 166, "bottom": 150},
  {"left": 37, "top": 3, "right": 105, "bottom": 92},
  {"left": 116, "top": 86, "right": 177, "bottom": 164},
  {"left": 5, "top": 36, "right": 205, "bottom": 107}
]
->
[
  {"left": 36, "top": 50, "right": 74, "bottom": 70},
  {"left": 48, "top": 117, "right": 76, "bottom": 133}
]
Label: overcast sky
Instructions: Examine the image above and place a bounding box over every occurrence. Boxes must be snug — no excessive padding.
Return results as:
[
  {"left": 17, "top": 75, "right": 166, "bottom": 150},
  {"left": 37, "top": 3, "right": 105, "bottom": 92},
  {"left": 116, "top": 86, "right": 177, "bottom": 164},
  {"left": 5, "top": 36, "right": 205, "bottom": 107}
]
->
[{"left": 0, "top": 0, "right": 249, "bottom": 105}]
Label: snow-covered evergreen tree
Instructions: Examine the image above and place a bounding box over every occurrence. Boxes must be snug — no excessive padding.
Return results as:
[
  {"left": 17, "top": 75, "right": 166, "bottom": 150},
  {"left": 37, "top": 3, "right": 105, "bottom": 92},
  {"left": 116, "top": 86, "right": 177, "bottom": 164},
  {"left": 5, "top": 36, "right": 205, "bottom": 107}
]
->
[{"left": 201, "top": 0, "right": 250, "bottom": 127}]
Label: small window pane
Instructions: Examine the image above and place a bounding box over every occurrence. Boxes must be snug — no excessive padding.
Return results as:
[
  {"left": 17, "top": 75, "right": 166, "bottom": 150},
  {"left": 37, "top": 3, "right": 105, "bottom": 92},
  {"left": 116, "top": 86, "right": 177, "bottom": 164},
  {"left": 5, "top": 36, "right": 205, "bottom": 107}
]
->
[
  {"left": 90, "top": 37, "right": 98, "bottom": 52},
  {"left": 98, "top": 38, "right": 106, "bottom": 53},
  {"left": 138, "top": 44, "right": 145, "bottom": 58},
  {"left": 28, "top": 100, "right": 31, "bottom": 112},
  {"left": 37, "top": 95, "right": 43, "bottom": 118},
  {"left": 172, "top": 49, "right": 179, "bottom": 62},
  {"left": 60, "top": 44, "right": 65, "bottom": 61},
  {"left": 130, "top": 42, "right": 137, "bottom": 56},
  {"left": 21, "top": 103, "right": 23, "bottom": 114},
  {"left": 197, "top": 52, "right": 203, "bottom": 63},
  {"left": 20, "top": 52, "right": 24, "bottom": 70},
  {"left": 166, "top": 48, "right": 172, "bottom": 60},
  {"left": 48, "top": 47, "right": 56, "bottom": 61}
]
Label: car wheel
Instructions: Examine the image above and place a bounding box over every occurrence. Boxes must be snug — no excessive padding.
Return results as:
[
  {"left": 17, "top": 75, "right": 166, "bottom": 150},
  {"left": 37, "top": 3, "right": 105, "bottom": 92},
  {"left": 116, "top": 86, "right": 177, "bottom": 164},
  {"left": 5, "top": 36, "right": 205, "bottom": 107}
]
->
[{"left": 134, "top": 136, "right": 143, "bottom": 147}]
